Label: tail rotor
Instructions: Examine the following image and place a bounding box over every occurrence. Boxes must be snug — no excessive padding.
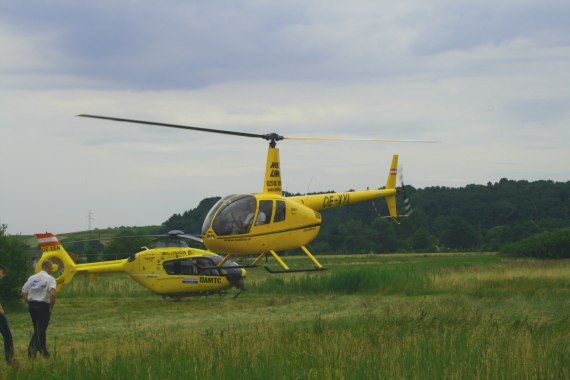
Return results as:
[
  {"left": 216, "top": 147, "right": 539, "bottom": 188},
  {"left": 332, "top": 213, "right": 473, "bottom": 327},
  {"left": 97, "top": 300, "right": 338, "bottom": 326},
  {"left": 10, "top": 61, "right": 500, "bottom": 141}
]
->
[
  {"left": 48, "top": 256, "right": 66, "bottom": 280},
  {"left": 35, "top": 233, "right": 78, "bottom": 291},
  {"left": 397, "top": 166, "right": 413, "bottom": 217}
]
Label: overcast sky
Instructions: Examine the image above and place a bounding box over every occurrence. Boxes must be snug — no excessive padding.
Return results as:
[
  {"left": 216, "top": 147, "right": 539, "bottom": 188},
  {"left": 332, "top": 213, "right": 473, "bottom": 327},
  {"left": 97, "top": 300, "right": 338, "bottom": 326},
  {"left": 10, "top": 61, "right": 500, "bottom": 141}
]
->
[{"left": 1, "top": 1, "right": 569, "bottom": 235}]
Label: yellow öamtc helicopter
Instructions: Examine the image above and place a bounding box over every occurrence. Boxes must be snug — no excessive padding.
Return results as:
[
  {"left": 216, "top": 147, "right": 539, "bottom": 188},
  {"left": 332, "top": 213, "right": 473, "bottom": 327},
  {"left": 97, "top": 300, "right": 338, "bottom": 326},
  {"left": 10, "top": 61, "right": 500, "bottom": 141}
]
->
[
  {"left": 79, "top": 114, "right": 435, "bottom": 273},
  {"left": 35, "top": 231, "right": 246, "bottom": 297}
]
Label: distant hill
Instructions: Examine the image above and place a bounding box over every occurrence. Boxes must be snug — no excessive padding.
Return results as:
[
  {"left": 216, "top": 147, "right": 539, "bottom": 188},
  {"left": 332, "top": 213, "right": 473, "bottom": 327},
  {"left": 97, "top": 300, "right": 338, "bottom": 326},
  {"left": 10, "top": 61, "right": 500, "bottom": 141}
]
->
[{"left": 22, "top": 179, "right": 570, "bottom": 255}]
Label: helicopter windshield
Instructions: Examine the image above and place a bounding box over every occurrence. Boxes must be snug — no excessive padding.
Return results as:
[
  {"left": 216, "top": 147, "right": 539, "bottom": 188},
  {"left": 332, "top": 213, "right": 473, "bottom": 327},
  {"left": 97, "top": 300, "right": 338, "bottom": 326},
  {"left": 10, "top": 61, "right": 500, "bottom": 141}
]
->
[
  {"left": 201, "top": 195, "right": 234, "bottom": 235},
  {"left": 207, "top": 194, "right": 257, "bottom": 236}
]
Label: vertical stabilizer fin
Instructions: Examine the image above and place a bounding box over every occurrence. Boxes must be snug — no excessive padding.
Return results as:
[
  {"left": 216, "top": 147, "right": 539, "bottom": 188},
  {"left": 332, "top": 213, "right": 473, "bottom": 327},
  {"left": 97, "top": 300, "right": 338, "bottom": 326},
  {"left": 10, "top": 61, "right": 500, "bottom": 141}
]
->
[
  {"left": 385, "top": 155, "right": 399, "bottom": 218},
  {"left": 263, "top": 147, "right": 282, "bottom": 194}
]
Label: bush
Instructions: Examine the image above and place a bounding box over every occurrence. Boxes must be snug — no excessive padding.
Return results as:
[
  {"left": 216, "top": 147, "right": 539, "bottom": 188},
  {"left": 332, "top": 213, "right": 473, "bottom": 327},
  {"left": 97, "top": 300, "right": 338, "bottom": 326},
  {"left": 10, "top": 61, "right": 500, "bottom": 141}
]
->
[
  {"left": 500, "top": 227, "right": 570, "bottom": 259},
  {"left": 0, "top": 224, "right": 32, "bottom": 304}
]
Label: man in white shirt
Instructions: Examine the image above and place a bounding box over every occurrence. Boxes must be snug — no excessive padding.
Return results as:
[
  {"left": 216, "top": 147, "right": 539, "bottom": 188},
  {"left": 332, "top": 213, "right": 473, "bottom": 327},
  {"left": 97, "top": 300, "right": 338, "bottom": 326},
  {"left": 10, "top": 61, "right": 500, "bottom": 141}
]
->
[{"left": 21, "top": 260, "right": 57, "bottom": 359}]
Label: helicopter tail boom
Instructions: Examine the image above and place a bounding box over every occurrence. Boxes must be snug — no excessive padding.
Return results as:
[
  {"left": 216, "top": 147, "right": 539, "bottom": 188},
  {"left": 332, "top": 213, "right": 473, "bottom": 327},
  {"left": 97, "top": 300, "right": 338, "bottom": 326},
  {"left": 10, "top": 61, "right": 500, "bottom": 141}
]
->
[
  {"left": 35, "top": 233, "right": 130, "bottom": 291},
  {"left": 288, "top": 154, "right": 399, "bottom": 216}
]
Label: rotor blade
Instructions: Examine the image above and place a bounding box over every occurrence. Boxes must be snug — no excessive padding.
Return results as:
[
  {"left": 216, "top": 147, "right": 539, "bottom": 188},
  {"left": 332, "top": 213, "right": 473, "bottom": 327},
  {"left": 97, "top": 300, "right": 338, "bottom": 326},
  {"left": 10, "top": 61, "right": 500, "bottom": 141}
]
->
[
  {"left": 149, "top": 233, "right": 204, "bottom": 243},
  {"left": 64, "top": 233, "right": 203, "bottom": 244},
  {"left": 284, "top": 136, "right": 439, "bottom": 143},
  {"left": 63, "top": 235, "right": 150, "bottom": 244},
  {"left": 178, "top": 234, "right": 204, "bottom": 243},
  {"left": 78, "top": 114, "right": 274, "bottom": 140},
  {"left": 78, "top": 114, "right": 437, "bottom": 143}
]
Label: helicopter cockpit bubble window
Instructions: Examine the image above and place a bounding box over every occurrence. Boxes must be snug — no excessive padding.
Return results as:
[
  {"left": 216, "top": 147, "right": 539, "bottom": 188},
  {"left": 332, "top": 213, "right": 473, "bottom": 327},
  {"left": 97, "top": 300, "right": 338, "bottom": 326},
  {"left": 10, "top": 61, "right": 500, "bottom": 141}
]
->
[
  {"left": 201, "top": 195, "right": 235, "bottom": 235},
  {"left": 211, "top": 195, "right": 257, "bottom": 236},
  {"left": 255, "top": 200, "right": 273, "bottom": 226},
  {"left": 194, "top": 258, "right": 220, "bottom": 276}
]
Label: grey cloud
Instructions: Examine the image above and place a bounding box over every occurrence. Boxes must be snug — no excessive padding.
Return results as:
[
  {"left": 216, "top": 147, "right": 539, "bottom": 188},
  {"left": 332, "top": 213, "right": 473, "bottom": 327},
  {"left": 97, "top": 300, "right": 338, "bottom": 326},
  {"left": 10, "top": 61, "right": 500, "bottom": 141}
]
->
[
  {"left": 2, "top": 1, "right": 568, "bottom": 90},
  {"left": 409, "top": 3, "right": 570, "bottom": 55},
  {"left": 1, "top": 1, "right": 319, "bottom": 88}
]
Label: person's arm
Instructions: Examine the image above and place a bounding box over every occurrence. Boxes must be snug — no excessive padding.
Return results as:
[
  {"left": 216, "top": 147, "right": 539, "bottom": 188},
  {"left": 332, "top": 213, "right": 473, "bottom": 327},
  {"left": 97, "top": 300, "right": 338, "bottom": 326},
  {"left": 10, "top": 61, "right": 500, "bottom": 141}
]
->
[
  {"left": 0, "top": 304, "right": 4, "bottom": 315},
  {"left": 49, "top": 288, "right": 56, "bottom": 313},
  {"left": 21, "top": 279, "right": 30, "bottom": 305},
  {"left": 21, "top": 291, "right": 29, "bottom": 305}
]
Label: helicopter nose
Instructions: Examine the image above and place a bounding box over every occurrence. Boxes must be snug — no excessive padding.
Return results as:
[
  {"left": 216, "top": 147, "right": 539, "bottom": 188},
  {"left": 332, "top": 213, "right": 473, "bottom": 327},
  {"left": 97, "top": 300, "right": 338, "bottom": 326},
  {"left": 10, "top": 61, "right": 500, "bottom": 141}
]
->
[{"left": 227, "top": 274, "right": 246, "bottom": 290}]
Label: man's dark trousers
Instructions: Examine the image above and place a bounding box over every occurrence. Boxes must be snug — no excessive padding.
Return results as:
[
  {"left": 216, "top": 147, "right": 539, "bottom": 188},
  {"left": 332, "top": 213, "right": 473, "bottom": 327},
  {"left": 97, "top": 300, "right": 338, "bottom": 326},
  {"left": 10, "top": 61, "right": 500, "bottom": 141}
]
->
[
  {"left": 28, "top": 301, "right": 51, "bottom": 358},
  {"left": 0, "top": 314, "right": 14, "bottom": 363}
]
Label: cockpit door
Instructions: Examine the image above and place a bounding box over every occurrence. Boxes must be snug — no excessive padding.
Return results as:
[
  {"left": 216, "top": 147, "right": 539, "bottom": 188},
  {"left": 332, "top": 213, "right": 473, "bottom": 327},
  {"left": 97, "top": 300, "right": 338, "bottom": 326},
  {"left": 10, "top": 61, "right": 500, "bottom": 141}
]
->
[{"left": 255, "top": 200, "right": 274, "bottom": 226}]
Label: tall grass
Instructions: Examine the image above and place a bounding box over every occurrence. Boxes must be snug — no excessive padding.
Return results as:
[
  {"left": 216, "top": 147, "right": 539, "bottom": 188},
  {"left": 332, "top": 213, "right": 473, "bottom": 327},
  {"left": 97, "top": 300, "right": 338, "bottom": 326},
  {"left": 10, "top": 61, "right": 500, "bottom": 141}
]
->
[
  {"left": 252, "top": 265, "right": 433, "bottom": 296},
  {"left": 251, "top": 253, "right": 501, "bottom": 296},
  {"left": 3, "top": 254, "right": 569, "bottom": 379},
  {"left": 6, "top": 302, "right": 568, "bottom": 379},
  {"left": 57, "top": 273, "right": 153, "bottom": 298}
]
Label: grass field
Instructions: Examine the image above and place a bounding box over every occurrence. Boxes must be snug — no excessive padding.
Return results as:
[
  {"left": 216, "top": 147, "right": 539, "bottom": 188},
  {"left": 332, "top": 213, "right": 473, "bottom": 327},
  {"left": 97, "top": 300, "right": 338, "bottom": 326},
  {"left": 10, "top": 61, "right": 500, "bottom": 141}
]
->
[{"left": 2, "top": 253, "right": 569, "bottom": 379}]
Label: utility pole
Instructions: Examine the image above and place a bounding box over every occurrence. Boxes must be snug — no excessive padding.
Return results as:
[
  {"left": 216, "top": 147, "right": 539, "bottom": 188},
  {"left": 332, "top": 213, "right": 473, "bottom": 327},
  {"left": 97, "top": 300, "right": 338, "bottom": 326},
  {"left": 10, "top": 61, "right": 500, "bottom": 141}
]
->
[{"left": 87, "top": 210, "right": 95, "bottom": 231}]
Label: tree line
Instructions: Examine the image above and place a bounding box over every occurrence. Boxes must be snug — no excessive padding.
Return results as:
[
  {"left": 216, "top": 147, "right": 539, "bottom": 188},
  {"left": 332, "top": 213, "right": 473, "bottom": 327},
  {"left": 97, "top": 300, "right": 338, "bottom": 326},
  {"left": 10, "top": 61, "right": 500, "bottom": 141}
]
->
[
  {"left": 68, "top": 178, "right": 570, "bottom": 259},
  {"left": 162, "top": 178, "right": 570, "bottom": 254}
]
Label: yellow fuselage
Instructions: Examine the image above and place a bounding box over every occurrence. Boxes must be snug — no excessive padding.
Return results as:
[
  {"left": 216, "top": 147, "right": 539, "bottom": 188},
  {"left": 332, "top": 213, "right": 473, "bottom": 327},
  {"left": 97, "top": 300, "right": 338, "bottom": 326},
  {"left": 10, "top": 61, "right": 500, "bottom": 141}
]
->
[
  {"left": 204, "top": 195, "right": 321, "bottom": 254},
  {"left": 202, "top": 188, "right": 396, "bottom": 255},
  {"left": 103, "top": 248, "right": 237, "bottom": 295},
  {"left": 36, "top": 234, "right": 245, "bottom": 296}
]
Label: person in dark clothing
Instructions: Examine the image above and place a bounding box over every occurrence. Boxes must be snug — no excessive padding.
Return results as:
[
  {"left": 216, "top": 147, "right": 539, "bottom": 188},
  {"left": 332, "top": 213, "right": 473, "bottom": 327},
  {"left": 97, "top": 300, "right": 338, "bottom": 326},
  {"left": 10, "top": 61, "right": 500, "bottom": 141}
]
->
[{"left": 0, "top": 264, "right": 14, "bottom": 364}]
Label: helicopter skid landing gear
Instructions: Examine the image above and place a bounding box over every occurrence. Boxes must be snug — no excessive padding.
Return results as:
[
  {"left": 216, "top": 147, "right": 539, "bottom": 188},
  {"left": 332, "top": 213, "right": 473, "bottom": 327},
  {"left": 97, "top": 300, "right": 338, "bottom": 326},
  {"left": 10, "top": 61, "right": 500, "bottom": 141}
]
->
[
  {"left": 264, "top": 266, "right": 327, "bottom": 274},
  {"left": 263, "top": 246, "right": 327, "bottom": 274}
]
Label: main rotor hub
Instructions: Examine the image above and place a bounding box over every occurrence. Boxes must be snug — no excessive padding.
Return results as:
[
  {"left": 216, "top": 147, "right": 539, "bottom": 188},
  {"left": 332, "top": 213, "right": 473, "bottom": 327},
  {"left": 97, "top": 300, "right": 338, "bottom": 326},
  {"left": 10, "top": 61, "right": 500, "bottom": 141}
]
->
[{"left": 263, "top": 133, "right": 284, "bottom": 147}]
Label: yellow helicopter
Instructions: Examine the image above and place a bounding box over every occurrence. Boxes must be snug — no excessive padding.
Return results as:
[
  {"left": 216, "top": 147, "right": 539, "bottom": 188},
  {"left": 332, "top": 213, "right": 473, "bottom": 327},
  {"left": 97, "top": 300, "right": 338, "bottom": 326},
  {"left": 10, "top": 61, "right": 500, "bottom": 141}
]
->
[
  {"left": 35, "top": 230, "right": 246, "bottom": 297},
  {"left": 79, "top": 114, "right": 435, "bottom": 273}
]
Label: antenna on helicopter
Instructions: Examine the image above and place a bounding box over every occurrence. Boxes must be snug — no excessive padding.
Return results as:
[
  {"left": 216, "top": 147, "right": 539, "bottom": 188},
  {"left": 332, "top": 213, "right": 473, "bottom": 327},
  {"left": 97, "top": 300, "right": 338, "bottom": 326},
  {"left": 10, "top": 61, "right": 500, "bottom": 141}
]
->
[{"left": 305, "top": 176, "right": 314, "bottom": 196}]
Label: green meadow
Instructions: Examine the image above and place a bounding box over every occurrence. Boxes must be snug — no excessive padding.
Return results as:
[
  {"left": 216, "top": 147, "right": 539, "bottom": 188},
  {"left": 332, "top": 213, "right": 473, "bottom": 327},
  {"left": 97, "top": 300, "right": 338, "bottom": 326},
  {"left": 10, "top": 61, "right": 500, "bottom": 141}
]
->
[{"left": 2, "top": 253, "right": 569, "bottom": 379}]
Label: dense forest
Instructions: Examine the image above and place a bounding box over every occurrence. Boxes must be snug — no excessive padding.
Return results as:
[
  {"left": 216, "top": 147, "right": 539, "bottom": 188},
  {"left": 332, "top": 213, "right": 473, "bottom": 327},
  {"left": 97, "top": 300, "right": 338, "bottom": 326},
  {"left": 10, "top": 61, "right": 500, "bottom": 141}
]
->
[{"left": 162, "top": 178, "right": 570, "bottom": 254}]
